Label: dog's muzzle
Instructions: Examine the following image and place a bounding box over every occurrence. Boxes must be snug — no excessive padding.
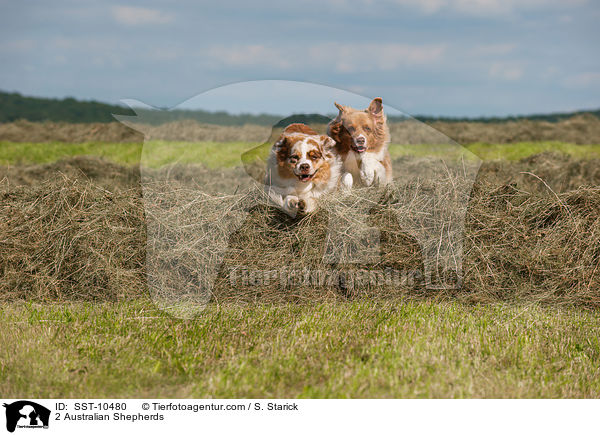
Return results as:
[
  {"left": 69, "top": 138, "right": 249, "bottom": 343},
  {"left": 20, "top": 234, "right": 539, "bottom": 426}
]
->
[
  {"left": 296, "top": 167, "right": 319, "bottom": 182},
  {"left": 352, "top": 136, "right": 367, "bottom": 153}
]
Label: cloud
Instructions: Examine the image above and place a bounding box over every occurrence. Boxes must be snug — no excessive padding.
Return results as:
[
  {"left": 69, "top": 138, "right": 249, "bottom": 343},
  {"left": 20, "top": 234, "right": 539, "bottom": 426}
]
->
[
  {"left": 111, "top": 6, "right": 174, "bottom": 26},
  {"left": 455, "top": 0, "right": 588, "bottom": 16},
  {"left": 469, "top": 43, "right": 516, "bottom": 56},
  {"left": 311, "top": 43, "right": 446, "bottom": 73},
  {"left": 388, "top": 0, "right": 447, "bottom": 13},
  {"left": 489, "top": 62, "right": 523, "bottom": 80},
  {"left": 0, "top": 39, "right": 35, "bottom": 53},
  {"left": 206, "top": 45, "right": 292, "bottom": 69},
  {"left": 382, "top": 0, "right": 589, "bottom": 16},
  {"left": 563, "top": 72, "right": 600, "bottom": 88},
  {"left": 541, "top": 66, "right": 559, "bottom": 79},
  {"left": 204, "top": 43, "right": 445, "bottom": 73}
]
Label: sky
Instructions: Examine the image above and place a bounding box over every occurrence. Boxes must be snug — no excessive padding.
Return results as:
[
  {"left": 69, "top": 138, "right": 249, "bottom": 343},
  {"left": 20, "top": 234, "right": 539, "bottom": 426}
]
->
[{"left": 0, "top": 0, "right": 599, "bottom": 117}]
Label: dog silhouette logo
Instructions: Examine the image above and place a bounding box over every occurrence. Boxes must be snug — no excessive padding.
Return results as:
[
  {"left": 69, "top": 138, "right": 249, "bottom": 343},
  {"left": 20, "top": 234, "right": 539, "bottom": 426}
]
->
[{"left": 3, "top": 401, "right": 50, "bottom": 432}]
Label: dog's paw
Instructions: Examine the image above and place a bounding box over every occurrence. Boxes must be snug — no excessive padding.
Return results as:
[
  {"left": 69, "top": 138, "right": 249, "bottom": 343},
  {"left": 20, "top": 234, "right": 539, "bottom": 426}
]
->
[
  {"left": 283, "top": 195, "right": 300, "bottom": 217},
  {"left": 360, "top": 167, "right": 375, "bottom": 187},
  {"left": 297, "top": 199, "right": 306, "bottom": 214}
]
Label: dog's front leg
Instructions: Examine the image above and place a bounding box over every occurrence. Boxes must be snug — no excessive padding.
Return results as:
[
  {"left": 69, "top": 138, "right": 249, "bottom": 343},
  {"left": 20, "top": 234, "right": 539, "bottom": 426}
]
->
[
  {"left": 267, "top": 189, "right": 299, "bottom": 217},
  {"left": 341, "top": 172, "right": 353, "bottom": 190},
  {"left": 372, "top": 161, "right": 389, "bottom": 186},
  {"left": 359, "top": 158, "right": 376, "bottom": 187},
  {"left": 283, "top": 195, "right": 301, "bottom": 217},
  {"left": 298, "top": 197, "right": 317, "bottom": 214}
]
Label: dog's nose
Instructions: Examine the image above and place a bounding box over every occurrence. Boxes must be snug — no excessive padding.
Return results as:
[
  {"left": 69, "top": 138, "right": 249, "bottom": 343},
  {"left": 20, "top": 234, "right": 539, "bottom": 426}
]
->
[
  {"left": 299, "top": 163, "right": 310, "bottom": 172},
  {"left": 355, "top": 136, "right": 366, "bottom": 146}
]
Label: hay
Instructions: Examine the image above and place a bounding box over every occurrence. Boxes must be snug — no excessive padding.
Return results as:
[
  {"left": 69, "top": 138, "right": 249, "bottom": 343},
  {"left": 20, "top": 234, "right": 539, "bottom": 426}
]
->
[
  {"left": 0, "top": 156, "right": 140, "bottom": 190},
  {"left": 426, "top": 114, "right": 600, "bottom": 145},
  {"left": 2, "top": 115, "right": 599, "bottom": 144},
  {"left": 479, "top": 152, "right": 600, "bottom": 193},
  {"left": 0, "top": 174, "right": 146, "bottom": 302},
  {"left": 0, "top": 120, "right": 143, "bottom": 143},
  {"left": 1, "top": 155, "right": 599, "bottom": 307},
  {"left": 464, "top": 183, "right": 600, "bottom": 305},
  {"left": 0, "top": 120, "right": 270, "bottom": 143}
]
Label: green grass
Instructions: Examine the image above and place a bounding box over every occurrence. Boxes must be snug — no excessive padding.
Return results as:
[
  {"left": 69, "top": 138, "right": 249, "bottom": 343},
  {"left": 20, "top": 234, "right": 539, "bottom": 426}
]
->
[
  {"left": 388, "top": 141, "right": 600, "bottom": 161},
  {"left": 142, "top": 140, "right": 261, "bottom": 168},
  {"left": 465, "top": 141, "right": 600, "bottom": 161},
  {"left": 0, "top": 141, "right": 144, "bottom": 166},
  {"left": 0, "top": 140, "right": 260, "bottom": 168},
  {"left": 2, "top": 141, "right": 600, "bottom": 168},
  {"left": 1, "top": 300, "right": 599, "bottom": 398}
]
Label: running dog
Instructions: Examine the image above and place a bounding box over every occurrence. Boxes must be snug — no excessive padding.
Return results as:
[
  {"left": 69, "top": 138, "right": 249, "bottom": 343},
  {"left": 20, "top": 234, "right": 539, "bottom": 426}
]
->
[
  {"left": 327, "top": 97, "right": 393, "bottom": 188},
  {"left": 264, "top": 123, "right": 341, "bottom": 217}
]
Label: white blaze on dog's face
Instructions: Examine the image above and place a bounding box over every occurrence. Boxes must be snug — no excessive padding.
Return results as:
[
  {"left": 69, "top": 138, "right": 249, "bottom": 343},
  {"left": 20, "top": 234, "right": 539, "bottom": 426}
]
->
[
  {"left": 334, "top": 98, "right": 385, "bottom": 153},
  {"left": 275, "top": 131, "right": 335, "bottom": 183}
]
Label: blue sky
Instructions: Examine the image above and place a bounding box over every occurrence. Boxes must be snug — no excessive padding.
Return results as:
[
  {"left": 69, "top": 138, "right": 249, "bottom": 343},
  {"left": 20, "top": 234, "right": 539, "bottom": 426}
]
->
[{"left": 0, "top": 0, "right": 599, "bottom": 116}]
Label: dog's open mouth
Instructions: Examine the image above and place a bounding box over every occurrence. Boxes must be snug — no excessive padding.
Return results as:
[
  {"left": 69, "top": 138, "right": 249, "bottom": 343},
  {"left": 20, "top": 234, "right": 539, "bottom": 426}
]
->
[
  {"left": 296, "top": 170, "right": 318, "bottom": 182},
  {"left": 352, "top": 144, "right": 367, "bottom": 153}
]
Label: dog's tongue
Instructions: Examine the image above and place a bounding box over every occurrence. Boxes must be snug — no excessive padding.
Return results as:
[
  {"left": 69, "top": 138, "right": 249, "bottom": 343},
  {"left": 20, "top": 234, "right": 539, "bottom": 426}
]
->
[
  {"left": 353, "top": 145, "right": 366, "bottom": 153},
  {"left": 300, "top": 174, "right": 311, "bottom": 181}
]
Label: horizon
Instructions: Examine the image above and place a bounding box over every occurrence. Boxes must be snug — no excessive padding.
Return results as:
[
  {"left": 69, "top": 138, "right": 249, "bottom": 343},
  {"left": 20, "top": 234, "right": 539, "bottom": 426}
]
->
[
  {"left": 3, "top": 87, "right": 599, "bottom": 120},
  {"left": 1, "top": 1, "right": 598, "bottom": 118}
]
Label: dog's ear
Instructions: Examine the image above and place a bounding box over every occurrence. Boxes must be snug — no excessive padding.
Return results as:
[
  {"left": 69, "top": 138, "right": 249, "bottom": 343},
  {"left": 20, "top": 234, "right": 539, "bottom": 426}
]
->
[
  {"left": 367, "top": 98, "right": 383, "bottom": 118},
  {"left": 334, "top": 102, "right": 345, "bottom": 113},
  {"left": 274, "top": 133, "right": 287, "bottom": 149},
  {"left": 274, "top": 134, "right": 289, "bottom": 161},
  {"left": 320, "top": 135, "right": 337, "bottom": 158},
  {"left": 320, "top": 135, "right": 336, "bottom": 149},
  {"left": 327, "top": 121, "right": 341, "bottom": 142}
]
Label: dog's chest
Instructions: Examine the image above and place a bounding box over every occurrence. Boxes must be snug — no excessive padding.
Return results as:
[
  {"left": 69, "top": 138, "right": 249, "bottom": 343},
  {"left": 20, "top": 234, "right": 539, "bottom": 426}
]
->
[{"left": 343, "top": 151, "right": 362, "bottom": 177}]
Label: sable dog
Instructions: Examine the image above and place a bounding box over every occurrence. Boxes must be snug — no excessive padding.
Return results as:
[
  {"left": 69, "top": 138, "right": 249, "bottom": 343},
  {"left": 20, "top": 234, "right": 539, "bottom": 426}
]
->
[
  {"left": 265, "top": 123, "right": 340, "bottom": 217},
  {"left": 327, "top": 98, "right": 393, "bottom": 188}
]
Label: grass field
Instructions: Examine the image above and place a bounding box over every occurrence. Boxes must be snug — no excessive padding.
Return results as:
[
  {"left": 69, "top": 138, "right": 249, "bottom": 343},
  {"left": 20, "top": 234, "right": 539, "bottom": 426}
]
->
[
  {"left": 1, "top": 300, "right": 599, "bottom": 398},
  {"left": 1, "top": 138, "right": 599, "bottom": 398}
]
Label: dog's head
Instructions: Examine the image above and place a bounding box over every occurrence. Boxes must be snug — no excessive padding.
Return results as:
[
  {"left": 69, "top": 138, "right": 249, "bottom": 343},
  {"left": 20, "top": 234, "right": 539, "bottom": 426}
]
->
[
  {"left": 330, "top": 98, "right": 387, "bottom": 153},
  {"left": 274, "top": 123, "right": 336, "bottom": 183}
]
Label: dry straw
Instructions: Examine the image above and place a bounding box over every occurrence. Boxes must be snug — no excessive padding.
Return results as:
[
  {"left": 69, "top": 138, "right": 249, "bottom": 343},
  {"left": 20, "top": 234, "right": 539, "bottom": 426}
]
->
[
  {"left": 1, "top": 154, "right": 599, "bottom": 307},
  {"left": 2, "top": 114, "right": 600, "bottom": 144}
]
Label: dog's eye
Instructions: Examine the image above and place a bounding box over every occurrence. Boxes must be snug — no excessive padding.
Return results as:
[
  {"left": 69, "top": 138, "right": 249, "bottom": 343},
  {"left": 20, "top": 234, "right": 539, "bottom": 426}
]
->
[
  {"left": 289, "top": 156, "right": 299, "bottom": 163},
  {"left": 347, "top": 126, "right": 355, "bottom": 133},
  {"left": 364, "top": 125, "right": 371, "bottom": 132}
]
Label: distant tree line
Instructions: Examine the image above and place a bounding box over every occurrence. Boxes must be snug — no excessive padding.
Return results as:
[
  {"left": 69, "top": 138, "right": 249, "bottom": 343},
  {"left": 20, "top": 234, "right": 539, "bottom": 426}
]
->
[
  {"left": 412, "top": 111, "right": 600, "bottom": 123},
  {"left": 0, "top": 91, "right": 135, "bottom": 123},
  {"left": 1, "top": 90, "right": 598, "bottom": 125}
]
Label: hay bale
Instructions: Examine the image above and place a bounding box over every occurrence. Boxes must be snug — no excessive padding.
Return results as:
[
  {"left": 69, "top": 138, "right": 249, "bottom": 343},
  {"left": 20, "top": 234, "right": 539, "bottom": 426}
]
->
[
  {"left": 0, "top": 120, "right": 143, "bottom": 143},
  {"left": 464, "top": 183, "right": 600, "bottom": 305},
  {"left": 0, "top": 176, "right": 146, "bottom": 301},
  {"left": 1, "top": 154, "right": 599, "bottom": 308},
  {"left": 0, "top": 156, "right": 140, "bottom": 189},
  {"left": 2, "top": 114, "right": 599, "bottom": 144}
]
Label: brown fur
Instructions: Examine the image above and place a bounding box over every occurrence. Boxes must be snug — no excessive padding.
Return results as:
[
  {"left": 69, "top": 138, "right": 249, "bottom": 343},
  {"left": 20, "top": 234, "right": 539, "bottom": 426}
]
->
[
  {"left": 311, "top": 160, "right": 331, "bottom": 184},
  {"left": 274, "top": 124, "right": 335, "bottom": 184},
  {"left": 283, "top": 123, "right": 318, "bottom": 136},
  {"left": 327, "top": 98, "right": 393, "bottom": 185},
  {"left": 265, "top": 123, "right": 341, "bottom": 216}
]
